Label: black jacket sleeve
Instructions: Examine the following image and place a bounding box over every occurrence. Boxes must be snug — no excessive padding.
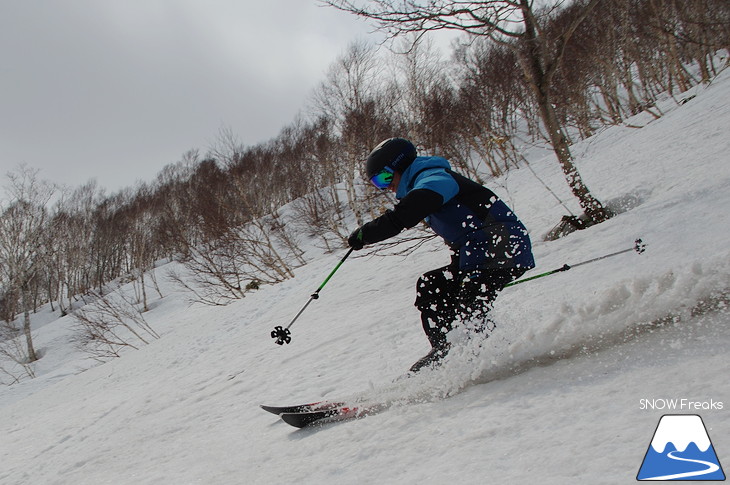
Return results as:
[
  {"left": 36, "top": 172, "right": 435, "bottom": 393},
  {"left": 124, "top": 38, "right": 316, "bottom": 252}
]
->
[{"left": 359, "top": 188, "right": 443, "bottom": 245}]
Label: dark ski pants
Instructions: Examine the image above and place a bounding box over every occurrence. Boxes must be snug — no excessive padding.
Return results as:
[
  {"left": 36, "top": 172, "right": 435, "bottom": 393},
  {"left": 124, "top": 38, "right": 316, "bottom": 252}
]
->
[{"left": 414, "top": 265, "right": 525, "bottom": 349}]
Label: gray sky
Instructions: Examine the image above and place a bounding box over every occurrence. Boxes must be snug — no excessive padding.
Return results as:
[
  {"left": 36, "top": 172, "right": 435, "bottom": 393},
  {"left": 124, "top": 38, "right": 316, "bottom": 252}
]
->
[{"left": 0, "top": 1, "right": 378, "bottom": 192}]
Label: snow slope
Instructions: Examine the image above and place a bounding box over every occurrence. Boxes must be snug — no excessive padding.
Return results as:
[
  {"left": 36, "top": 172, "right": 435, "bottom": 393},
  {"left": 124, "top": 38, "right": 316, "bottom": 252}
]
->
[{"left": 1, "top": 66, "right": 729, "bottom": 484}]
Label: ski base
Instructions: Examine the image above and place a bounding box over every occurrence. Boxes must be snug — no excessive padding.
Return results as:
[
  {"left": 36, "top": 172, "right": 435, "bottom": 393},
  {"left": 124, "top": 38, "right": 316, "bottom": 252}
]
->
[
  {"left": 262, "top": 401, "right": 386, "bottom": 428},
  {"left": 260, "top": 401, "right": 343, "bottom": 416}
]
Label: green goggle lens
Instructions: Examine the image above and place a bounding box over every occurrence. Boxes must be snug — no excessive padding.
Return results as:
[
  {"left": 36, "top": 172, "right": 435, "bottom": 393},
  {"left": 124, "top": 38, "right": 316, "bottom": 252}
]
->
[{"left": 369, "top": 167, "right": 394, "bottom": 189}]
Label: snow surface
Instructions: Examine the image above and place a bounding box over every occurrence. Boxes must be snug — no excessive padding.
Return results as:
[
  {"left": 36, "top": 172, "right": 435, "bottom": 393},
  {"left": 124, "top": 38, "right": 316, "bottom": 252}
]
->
[{"left": 1, "top": 66, "right": 729, "bottom": 485}]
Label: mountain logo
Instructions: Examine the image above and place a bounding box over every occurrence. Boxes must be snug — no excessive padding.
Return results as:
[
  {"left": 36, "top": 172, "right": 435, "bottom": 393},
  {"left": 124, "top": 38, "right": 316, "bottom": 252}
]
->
[{"left": 637, "top": 414, "right": 725, "bottom": 481}]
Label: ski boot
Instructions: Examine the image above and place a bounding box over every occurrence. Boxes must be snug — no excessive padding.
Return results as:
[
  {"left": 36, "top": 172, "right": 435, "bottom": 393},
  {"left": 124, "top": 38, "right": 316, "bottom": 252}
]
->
[{"left": 409, "top": 343, "right": 451, "bottom": 373}]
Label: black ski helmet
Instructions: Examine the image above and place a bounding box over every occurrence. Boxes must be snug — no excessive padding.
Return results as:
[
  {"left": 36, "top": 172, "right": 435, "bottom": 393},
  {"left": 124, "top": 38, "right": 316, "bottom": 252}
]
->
[{"left": 365, "top": 138, "right": 417, "bottom": 179}]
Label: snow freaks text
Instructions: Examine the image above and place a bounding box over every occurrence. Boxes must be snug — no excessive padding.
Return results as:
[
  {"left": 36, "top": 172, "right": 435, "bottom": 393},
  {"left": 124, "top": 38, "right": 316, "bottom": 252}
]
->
[{"left": 639, "top": 398, "right": 724, "bottom": 411}]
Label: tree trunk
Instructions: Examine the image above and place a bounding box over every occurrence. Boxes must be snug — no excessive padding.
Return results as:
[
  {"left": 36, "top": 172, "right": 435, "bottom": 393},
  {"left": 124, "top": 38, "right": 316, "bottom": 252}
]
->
[
  {"left": 140, "top": 270, "right": 149, "bottom": 313},
  {"left": 21, "top": 286, "right": 38, "bottom": 363},
  {"left": 536, "top": 89, "right": 612, "bottom": 224},
  {"left": 517, "top": 0, "right": 611, "bottom": 224}
]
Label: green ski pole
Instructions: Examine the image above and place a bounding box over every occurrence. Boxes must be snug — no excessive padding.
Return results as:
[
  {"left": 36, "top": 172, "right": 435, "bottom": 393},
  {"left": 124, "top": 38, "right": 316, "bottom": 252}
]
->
[
  {"left": 272, "top": 248, "right": 354, "bottom": 345},
  {"left": 505, "top": 239, "right": 646, "bottom": 288}
]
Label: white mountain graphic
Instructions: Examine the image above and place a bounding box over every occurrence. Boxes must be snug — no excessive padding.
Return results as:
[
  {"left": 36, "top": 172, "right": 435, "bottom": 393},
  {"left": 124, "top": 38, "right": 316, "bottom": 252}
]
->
[
  {"left": 638, "top": 414, "right": 725, "bottom": 481},
  {"left": 651, "top": 415, "right": 711, "bottom": 453}
]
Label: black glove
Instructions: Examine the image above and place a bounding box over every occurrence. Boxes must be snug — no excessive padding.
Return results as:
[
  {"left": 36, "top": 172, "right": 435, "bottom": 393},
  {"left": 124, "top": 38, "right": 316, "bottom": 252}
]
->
[{"left": 348, "top": 228, "right": 365, "bottom": 250}]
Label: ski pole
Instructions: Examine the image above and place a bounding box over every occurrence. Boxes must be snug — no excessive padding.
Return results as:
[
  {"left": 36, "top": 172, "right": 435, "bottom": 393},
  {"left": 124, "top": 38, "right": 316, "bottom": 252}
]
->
[
  {"left": 271, "top": 248, "right": 354, "bottom": 345},
  {"left": 505, "top": 238, "right": 646, "bottom": 288}
]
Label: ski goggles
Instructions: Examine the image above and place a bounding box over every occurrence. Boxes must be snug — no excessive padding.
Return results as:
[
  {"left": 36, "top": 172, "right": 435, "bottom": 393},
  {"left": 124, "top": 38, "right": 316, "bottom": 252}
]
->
[{"left": 369, "top": 166, "right": 394, "bottom": 190}]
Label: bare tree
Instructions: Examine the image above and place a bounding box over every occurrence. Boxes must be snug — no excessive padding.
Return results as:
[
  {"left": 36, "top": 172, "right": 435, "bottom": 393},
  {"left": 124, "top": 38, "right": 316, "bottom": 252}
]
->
[
  {"left": 311, "top": 40, "right": 402, "bottom": 225},
  {"left": 0, "top": 166, "right": 56, "bottom": 364},
  {"left": 451, "top": 39, "right": 528, "bottom": 180},
  {"left": 324, "top": 0, "right": 612, "bottom": 224},
  {"left": 49, "top": 180, "right": 106, "bottom": 315},
  {"left": 72, "top": 288, "right": 159, "bottom": 362}
]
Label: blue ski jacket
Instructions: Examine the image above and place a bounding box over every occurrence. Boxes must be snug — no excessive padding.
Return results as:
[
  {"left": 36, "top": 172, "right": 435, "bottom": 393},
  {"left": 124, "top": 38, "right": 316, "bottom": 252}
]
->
[{"left": 358, "top": 156, "right": 535, "bottom": 272}]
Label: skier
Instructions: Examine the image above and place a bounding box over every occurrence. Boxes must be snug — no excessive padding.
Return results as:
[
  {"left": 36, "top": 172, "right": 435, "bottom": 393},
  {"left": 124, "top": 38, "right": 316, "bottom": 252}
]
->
[{"left": 348, "top": 138, "right": 535, "bottom": 373}]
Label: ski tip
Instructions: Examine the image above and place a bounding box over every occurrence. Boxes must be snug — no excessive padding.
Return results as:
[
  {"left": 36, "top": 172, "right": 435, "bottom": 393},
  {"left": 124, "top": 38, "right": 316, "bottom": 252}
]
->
[
  {"left": 280, "top": 411, "right": 324, "bottom": 428},
  {"left": 260, "top": 404, "right": 284, "bottom": 415}
]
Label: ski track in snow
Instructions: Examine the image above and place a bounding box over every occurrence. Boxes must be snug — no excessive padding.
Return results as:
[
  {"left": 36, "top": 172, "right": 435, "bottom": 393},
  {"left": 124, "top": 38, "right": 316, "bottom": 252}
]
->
[{"left": 0, "top": 60, "right": 729, "bottom": 484}]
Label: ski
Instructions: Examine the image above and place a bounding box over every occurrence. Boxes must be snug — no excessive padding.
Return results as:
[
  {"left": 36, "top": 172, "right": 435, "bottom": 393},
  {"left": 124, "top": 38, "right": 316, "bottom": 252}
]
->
[
  {"left": 260, "top": 400, "right": 344, "bottom": 416},
  {"left": 278, "top": 403, "right": 386, "bottom": 428}
]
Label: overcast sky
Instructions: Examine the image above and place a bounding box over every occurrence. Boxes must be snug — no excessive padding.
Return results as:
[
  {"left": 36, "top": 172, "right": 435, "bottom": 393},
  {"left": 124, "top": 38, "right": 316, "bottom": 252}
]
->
[{"left": 0, "top": 1, "right": 381, "bottom": 193}]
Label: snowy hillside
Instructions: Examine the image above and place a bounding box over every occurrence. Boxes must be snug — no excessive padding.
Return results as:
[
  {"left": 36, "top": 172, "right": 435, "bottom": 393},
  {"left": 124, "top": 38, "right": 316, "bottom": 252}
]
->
[{"left": 1, "top": 66, "right": 729, "bottom": 484}]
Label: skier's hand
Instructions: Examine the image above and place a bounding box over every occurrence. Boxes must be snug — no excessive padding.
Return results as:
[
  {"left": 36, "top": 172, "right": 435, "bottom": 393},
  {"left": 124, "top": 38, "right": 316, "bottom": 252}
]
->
[{"left": 348, "top": 228, "right": 365, "bottom": 250}]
